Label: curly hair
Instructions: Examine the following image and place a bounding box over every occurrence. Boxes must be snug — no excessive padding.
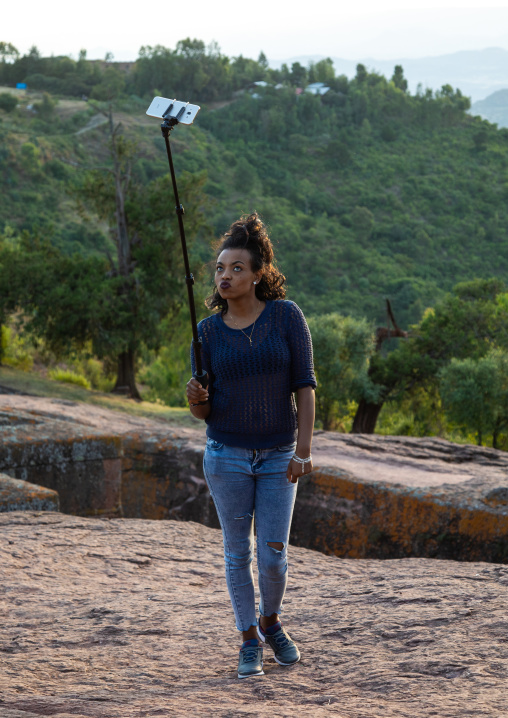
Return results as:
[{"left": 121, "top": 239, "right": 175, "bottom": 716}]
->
[{"left": 206, "top": 212, "right": 286, "bottom": 314}]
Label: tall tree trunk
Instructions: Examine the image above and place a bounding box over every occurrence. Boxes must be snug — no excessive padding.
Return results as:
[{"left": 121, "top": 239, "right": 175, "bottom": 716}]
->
[
  {"left": 351, "top": 299, "right": 407, "bottom": 435},
  {"left": 108, "top": 108, "right": 131, "bottom": 279},
  {"left": 351, "top": 399, "right": 384, "bottom": 434},
  {"left": 113, "top": 348, "right": 141, "bottom": 400}
]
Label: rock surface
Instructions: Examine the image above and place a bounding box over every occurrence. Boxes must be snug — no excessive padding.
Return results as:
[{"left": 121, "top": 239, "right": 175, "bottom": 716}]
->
[
  {"left": 0, "top": 474, "right": 59, "bottom": 512},
  {"left": 1, "top": 396, "right": 508, "bottom": 562},
  {"left": 4, "top": 395, "right": 508, "bottom": 491},
  {"left": 1, "top": 512, "right": 507, "bottom": 718},
  {"left": 0, "top": 404, "right": 122, "bottom": 516}
]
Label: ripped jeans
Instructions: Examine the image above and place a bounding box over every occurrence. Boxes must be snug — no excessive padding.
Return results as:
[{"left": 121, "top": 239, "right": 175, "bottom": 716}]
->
[{"left": 203, "top": 438, "right": 298, "bottom": 632}]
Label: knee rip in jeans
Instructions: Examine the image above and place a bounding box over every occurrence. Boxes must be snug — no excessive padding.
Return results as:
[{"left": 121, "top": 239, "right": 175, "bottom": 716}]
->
[
  {"left": 267, "top": 541, "right": 284, "bottom": 553},
  {"left": 234, "top": 512, "right": 253, "bottom": 520}
]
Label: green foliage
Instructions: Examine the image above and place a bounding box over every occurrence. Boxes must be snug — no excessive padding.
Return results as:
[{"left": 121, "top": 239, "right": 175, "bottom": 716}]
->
[
  {"left": 33, "top": 92, "right": 57, "bottom": 120},
  {"left": 0, "top": 93, "right": 17, "bottom": 113},
  {"left": 0, "top": 326, "right": 33, "bottom": 371},
  {"left": 139, "top": 342, "right": 190, "bottom": 407},
  {"left": 307, "top": 313, "right": 376, "bottom": 430},
  {"left": 19, "top": 142, "right": 42, "bottom": 173},
  {"left": 439, "top": 350, "right": 508, "bottom": 447},
  {"left": 391, "top": 65, "right": 408, "bottom": 92},
  {"left": 2, "top": 39, "right": 508, "bottom": 428},
  {"left": 48, "top": 368, "right": 91, "bottom": 389},
  {"left": 2, "top": 40, "right": 508, "bottom": 332},
  {"left": 360, "top": 278, "right": 508, "bottom": 436},
  {"left": 0, "top": 42, "right": 19, "bottom": 63},
  {"left": 90, "top": 67, "right": 126, "bottom": 101}
]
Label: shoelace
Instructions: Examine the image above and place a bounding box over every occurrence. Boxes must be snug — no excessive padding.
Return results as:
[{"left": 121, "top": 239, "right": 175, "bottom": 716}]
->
[
  {"left": 271, "top": 630, "right": 290, "bottom": 648},
  {"left": 241, "top": 646, "right": 260, "bottom": 663}
]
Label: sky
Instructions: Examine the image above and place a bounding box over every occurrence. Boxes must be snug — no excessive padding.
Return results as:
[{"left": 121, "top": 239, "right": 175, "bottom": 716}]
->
[{"left": 3, "top": 1, "right": 508, "bottom": 63}]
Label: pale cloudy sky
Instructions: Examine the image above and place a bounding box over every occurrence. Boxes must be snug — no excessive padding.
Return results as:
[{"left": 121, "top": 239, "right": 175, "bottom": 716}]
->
[{"left": 4, "top": 1, "right": 508, "bottom": 62}]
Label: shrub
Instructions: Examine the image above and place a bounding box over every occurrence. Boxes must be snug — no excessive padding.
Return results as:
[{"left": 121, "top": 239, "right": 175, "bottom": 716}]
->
[
  {"left": 1, "top": 326, "right": 33, "bottom": 371},
  {"left": 48, "top": 368, "right": 91, "bottom": 389},
  {"left": 0, "top": 93, "right": 17, "bottom": 113}
]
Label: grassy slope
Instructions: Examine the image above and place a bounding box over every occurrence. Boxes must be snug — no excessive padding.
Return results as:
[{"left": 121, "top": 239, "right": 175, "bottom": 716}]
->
[{"left": 0, "top": 366, "right": 201, "bottom": 428}]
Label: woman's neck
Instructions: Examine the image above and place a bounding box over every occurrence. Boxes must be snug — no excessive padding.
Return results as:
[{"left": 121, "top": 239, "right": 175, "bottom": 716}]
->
[{"left": 226, "top": 295, "right": 264, "bottom": 319}]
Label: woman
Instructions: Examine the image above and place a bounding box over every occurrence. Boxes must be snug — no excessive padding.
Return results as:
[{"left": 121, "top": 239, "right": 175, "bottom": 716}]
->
[{"left": 186, "top": 212, "right": 316, "bottom": 679}]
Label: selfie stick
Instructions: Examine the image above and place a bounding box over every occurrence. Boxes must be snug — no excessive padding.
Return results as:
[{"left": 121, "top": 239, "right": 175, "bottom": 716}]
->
[{"left": 146, "top": 97, "right": 208, "bottom": 401}]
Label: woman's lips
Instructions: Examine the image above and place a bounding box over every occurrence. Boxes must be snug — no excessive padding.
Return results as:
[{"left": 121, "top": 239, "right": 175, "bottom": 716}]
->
[{"left": 220, "top": 282, "right": 231, "bottom": 289}]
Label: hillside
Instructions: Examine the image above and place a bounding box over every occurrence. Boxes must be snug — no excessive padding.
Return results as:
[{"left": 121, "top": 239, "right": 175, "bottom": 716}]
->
[
  {"left": 1, "top": 58, "right": 508, "bottom": 328},
  {"left": 472, "top": 88, "right": 508, "bottom": 128}
]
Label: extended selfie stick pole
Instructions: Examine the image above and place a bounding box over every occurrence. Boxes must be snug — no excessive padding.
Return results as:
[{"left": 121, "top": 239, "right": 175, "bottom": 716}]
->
[{"left": 160, "top": 114, "right": 208, "bottom": 400}]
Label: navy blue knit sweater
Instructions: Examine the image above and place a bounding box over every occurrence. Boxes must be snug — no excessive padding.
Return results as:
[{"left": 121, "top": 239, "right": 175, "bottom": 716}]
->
[{"left": 191, "top": 299, "right": 316, "bottom": 449}]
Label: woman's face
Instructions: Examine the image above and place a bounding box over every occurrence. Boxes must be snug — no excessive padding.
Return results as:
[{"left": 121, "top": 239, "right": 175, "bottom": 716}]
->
[{"left": 215, "top": 248, "right": 261, "bottom": 301}]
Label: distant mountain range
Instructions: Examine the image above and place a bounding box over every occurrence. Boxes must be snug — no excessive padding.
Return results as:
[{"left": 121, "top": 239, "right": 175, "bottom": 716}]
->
[
  {"left": 271, "top": 47, "right": 508, "bottom": 103},
  {"left": 471, "top": 90, "right": 508, "bottom": 128}
]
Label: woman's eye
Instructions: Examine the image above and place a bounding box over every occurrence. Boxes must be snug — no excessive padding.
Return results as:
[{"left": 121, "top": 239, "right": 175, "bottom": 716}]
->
[
  {"left": 216, "top": 267, "right": 223, "bottom": 272},
  {"left": 233, "top": 266, "right": 241, "bottom": 271}
]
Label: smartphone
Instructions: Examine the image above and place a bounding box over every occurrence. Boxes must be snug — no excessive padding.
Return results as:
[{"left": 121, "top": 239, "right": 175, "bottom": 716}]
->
[{"left": 146, "top": 97, "right": 201, "bottom": 125}]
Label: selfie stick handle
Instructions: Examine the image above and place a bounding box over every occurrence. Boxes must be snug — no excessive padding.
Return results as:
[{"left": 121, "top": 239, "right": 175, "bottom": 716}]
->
[{"left": 161, "top": 117, "right": 208, "bottom": 399}]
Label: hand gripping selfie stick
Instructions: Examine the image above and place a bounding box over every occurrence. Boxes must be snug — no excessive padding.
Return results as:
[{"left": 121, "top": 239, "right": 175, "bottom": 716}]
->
[{"left": 146, "top": 97, "right": 208, "bottom": 402}]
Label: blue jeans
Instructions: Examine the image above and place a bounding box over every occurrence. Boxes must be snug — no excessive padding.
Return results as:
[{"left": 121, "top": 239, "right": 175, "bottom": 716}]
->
[{"left": 203, "top": 439, "right": 298, "bottom": 632}]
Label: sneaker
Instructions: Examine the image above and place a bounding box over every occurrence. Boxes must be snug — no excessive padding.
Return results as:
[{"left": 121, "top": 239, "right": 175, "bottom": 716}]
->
[
  {"left": 238, "top": 639, "right": 264, "bottom": 679},
  {"left": 257, "top": 621, "right": 300, "bottom": 666}
]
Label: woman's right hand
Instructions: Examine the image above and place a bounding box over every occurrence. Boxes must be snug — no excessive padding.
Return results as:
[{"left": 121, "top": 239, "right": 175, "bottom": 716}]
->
[{"left": 186, "top": 377, "right": 209, "bottom": 407}]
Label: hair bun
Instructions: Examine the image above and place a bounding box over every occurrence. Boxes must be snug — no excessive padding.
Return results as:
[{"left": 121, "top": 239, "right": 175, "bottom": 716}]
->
[{"left": 206, "top": 212, "right": 286, "bottom": 313}]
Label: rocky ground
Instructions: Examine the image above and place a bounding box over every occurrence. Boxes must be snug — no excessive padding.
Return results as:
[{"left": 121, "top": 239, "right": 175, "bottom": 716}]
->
[
  {"left": 1, "top": 511, "right": 508, "bottom": 718},
  {"left": 5, "top": 395, "right": 508, "bottom": 496}
]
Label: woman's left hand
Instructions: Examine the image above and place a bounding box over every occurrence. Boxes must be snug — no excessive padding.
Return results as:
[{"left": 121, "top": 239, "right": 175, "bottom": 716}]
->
[{"left": 287, "top": 454, "right": 313, "bottom": 484}]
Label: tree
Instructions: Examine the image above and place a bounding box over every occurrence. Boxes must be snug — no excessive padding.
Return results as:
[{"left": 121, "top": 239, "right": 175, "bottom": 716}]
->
[
  {"left": 0, "top": 93, "right": 17, "bottom": 112},
  {"left": 290, "top": 62, "right": 307, "bottom": 87},
  {"left": 0, "top": 231, "right": 108, "bottom": 363},
  {"left": 439, "top": 350, "right": 508, "bottom": 447},
  {"left": 351, "top": 206, "right": 374, "bottom": 243},
  {"left": 391, "top": 65, "right": 408, "bottom": 92},
  {"left": 90, "top": 67, "right": 125, "bottom": 101},
  {"left": 75, "top": 107, "right": 212, "bottom": 397},
  {"left": 307, "top": 313, "right": 376, "bottom": 430},
  {"left": 0, "top": 145, "right": 211, "bottom": 399},
  {"left": 33, "top": 92, "right": 57, "bottom": 120},
  {"left": 0, "top": 42, "right": 19, "bottom": 63},
  {"left": 258, "top": 51, "right": 269, "bottom": 71},
  {"left": 473, "top": 128, "right": 488, "bottom": 152},
  {"left": 351, "top": 300, "right": 407, "bottom": 433},
  {"left": 309, "top": 58, "right": 335, "bottom": 85},
  {"left": 351, "top": 279, "right": 508, "bottom": 435},
  {"left": 355, "top": 64, "right": 367, "bottom": 83}
]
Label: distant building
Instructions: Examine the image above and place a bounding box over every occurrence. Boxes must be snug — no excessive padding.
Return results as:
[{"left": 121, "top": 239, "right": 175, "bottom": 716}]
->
[
  {"left": 246, "top": 80, "right": 275, "bottom": 100},
  {"left": 305, "top": 82, "right": 330, "bottom": 96}
]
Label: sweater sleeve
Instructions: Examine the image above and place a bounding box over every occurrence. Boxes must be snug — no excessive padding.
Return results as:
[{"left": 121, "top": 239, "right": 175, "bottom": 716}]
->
[{"left": 287, "top": 302, "right": 317, "bottom": 392}]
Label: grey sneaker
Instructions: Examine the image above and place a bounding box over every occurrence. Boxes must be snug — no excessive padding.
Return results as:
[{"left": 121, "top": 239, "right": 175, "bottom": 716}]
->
[
  {"left": 238, "top": 641, "right": 264, "bottom": 679},
  {"left": 257, "top": 622, "right": 300, "bottom": 666}
]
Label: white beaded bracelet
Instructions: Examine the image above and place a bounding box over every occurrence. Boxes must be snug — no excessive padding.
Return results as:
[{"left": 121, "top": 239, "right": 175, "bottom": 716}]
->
[{"left": 291, "top": 453, "right": 312, "bottom": 465}]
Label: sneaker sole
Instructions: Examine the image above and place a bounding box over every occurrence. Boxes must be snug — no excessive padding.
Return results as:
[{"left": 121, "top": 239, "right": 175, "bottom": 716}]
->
[
  {"left": 238, "top": 670, "right": 265, "bottom": 679},
  {"left": 257, "top": 627, "right": 300, "bottom": 666},
  {"left": 273, "top": 655, "right": 300, "bottom": 666}
]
